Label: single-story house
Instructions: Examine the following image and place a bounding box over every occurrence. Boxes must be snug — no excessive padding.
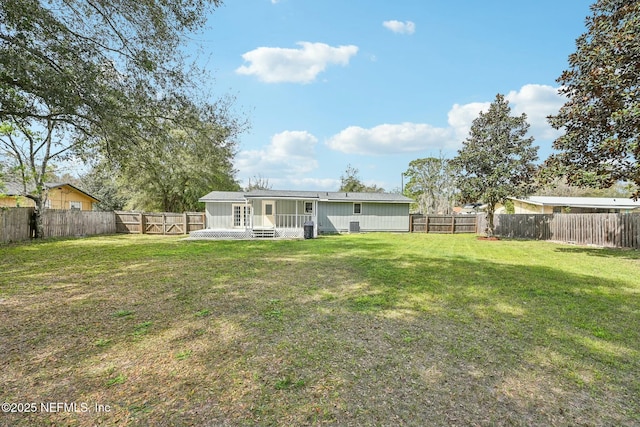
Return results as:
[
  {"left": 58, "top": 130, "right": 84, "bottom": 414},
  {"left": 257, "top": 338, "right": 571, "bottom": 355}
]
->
[
  {"left": 496, "top": 196, "right": 640, "bottom": 214},
  {"left": 0, "top": 182, "right": 100, "bottom": 210},
  {"left": 192, "top": 189, "right": 413, "bottom": 239}
]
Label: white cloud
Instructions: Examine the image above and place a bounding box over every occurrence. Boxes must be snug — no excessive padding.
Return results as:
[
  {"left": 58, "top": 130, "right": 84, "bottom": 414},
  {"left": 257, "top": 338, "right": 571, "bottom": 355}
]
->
[
  {"left": 383, "top": 20, "right": 416, "bottom": 35},
  {"left": 286, "top": 177, "right": 341, "bottom": 190},
  {"left": 505, "top": 84, "right": 566, "bottom": 140},
  {"left": 236, "top": 42, "right": 359, "bottom": 83},
  {"left": 326, "top": 122, "right": 453, "bottom": 155},
  {"left": 447, "top": 102, "right": 492, "bottom": 140},
  {"left": 326, "top": 84, "right": 566, "bottom": 156},
  {"left": 236, "top": 131, "right": 319, "bottom": 178}
]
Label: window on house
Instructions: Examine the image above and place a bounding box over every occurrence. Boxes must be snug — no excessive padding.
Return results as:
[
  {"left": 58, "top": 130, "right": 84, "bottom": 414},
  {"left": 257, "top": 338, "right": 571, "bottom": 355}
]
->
[
  {"left": 233, "top": 205, "right": 252, "bottom": 227},
  {"left": 265, "top": 203, "right": 273, "bottom": 215},
  {"left": 305, "top": 202, "right": 313, "bottom": 214},
  {"left": 69, "top": 201, "right": 82, "bottom": 210},
  {"left": 353, "top": 203, "right": 362, "bottom": 214}
]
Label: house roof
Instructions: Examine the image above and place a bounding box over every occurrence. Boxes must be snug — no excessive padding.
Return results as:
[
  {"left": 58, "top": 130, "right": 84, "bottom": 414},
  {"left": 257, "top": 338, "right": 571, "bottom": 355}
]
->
[
  {"left": 199, "top": 191, "right": 246, "bottom": 202},
  {"left": 510, "top": 196, "right": 640, "bottom": 210},
  {"left": 1, "top": 181, "right": 100, "bottom": 202},
  {"left": 200, "top": 189, "right": 413, "bottom": 203}
]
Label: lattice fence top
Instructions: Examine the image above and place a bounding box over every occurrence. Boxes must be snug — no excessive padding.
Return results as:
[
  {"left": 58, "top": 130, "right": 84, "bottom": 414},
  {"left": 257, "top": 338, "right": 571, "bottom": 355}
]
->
[
  {"left": 189, "top": 229, "right": 252, "bottom": 240},
  {"left": 188, "top": 228, "right": 304, "bottom": 240}
]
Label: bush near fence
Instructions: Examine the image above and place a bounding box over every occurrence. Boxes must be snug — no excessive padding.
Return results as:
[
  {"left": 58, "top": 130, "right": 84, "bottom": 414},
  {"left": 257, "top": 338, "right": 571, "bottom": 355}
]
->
[{"left": 477, "top": 213, "right": 640, "bottom": 249}]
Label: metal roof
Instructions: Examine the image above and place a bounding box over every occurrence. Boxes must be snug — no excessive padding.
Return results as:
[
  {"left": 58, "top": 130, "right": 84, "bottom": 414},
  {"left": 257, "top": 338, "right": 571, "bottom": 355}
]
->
[
  {"left": 511, "top": 196, "right": 640, "bottom": 209},
  {"left": 200, "top": 190, "right": 413, "bottom": 203}
]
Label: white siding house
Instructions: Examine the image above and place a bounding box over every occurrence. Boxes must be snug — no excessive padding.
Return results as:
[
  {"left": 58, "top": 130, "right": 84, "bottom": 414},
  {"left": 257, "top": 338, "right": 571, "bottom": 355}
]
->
[{"left": 193, "top": 190, "right": 412, "bottom": 239}]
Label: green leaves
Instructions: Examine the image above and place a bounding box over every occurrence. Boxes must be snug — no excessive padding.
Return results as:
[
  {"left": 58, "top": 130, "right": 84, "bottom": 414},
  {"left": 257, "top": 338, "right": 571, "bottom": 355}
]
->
[
  {"left": 548, "top": 0, "right": 640, "bottom": 198},
  {"left": 1, "top": 0, "right": 245, "bottom": 219},
  {"left": 404, "top": 155, "right": 456, "bottom": 214},
  {"left": 452, "top": 94, "right": 538, "bottom": 235}
]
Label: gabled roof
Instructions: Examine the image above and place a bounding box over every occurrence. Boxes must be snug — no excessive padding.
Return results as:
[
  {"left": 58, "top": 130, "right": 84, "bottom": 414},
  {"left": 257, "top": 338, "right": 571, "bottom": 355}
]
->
[
  {"left": 1, "top": 182, "right": 100, "bottom": 202},
  {"left": 200, "top": 189, "right": 413, "bottom": 203},
  {"left": 510, "top": 196, "right": 640, "bottom": 210}
]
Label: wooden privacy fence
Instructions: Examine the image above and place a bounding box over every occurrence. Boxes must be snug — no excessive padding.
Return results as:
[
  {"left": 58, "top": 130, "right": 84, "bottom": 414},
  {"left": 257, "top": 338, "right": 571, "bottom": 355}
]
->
[
  {"left": 42, "top": 210, "right": 116, "bottom": 238},
  {"left": 1, "top": 208, "right": 116, "bottom": 243},
  {"left": 115, "top": 211, "right": 205, "bottom": 235},
  {"left": 477, "top": 213, "right": 640, "bottom": 249},
  {"left": 1, "top": 208, "right": 33, "bottom": 243},
  {"left": 410, "top": 214, "right": 478, "bottom": 234}
]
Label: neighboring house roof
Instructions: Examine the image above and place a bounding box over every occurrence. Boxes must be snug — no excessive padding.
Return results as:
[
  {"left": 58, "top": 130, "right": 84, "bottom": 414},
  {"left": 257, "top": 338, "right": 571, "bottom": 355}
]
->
[
  {"left": 200, "top": 190, "right": 413, "bottom": 203},
  {"left": 2, "top": 181, "right": 25, "bottom": 195},
  {"left": 510, "top": 196, "right": 640, "bottom": 210},
  {"left": 1, "top": 181, "right": 100, "bottom": 203}
]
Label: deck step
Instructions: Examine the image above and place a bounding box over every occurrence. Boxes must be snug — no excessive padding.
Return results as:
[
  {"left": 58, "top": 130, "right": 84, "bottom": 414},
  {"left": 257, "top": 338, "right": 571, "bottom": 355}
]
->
[{"left": 252, "top": 228, "right": 276, "bottom": 238}]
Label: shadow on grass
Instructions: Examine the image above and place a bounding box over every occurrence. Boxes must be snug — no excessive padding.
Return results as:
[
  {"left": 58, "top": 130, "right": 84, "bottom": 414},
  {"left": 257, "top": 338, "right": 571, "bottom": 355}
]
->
[{"left": 554, "top": 246, "right": 640, "bottom": 260}]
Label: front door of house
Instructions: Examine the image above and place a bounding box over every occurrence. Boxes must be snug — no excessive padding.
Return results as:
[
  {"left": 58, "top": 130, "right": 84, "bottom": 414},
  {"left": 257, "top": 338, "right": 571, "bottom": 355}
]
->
[{"left": 262, "top": 200, "right": 275, "bottom": 227}]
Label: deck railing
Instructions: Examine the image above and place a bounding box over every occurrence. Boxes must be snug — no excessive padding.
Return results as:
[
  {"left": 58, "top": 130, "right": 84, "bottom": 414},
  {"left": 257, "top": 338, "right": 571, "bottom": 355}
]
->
[{"left": 275, "top": 214, "right": 312, "bottom": 228}]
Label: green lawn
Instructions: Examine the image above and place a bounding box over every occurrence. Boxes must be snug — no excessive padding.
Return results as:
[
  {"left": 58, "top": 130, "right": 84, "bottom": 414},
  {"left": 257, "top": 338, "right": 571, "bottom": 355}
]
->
[{"left": 1, "top": 233, "right": 639, "bottom": 426}]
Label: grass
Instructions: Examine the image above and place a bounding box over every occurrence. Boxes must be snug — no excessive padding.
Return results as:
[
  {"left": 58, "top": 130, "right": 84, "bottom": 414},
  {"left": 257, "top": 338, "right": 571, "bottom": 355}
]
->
[{"left": 0, "top": 233, "right": 639, "bottom": 426}]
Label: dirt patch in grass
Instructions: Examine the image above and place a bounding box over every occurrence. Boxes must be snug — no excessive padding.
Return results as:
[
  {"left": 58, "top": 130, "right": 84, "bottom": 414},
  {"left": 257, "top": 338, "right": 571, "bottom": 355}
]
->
[{"left": 1, "top": 234, "right": 639, "bottom": 426}]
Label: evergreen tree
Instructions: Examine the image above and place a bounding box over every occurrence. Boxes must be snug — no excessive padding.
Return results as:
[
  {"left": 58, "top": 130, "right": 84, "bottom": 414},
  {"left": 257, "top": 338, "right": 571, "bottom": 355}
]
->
[
  {"left": 451, "top": 94, "right": 538, "bottom": 236},
  {"left": 547, "top": 0, "right": 640, "bottom": 199}
]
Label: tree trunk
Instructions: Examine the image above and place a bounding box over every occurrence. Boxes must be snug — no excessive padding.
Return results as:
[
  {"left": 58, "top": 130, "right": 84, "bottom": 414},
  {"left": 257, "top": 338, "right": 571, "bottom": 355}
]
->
[
  {"left": 34, "top": 198, "right": 46, "bottom": 239},
  {"left": 485, "top": 206, "right": 495, "bottom": 237}
]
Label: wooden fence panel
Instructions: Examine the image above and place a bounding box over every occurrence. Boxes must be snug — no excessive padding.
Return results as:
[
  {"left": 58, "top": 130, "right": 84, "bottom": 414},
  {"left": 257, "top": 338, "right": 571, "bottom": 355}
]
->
[
  {"left": 1, "top": 207, "right": 34, "bottom": 243},
  {"left": 410, "top": 214, "right": 478, "bottom": 234},
  {"left": 115, "top": 212, "right": 143, "bottom": 234},
  {"left": 114, "top": 211, "right": 205, "bottom": 235},
  {"left": 42, "top": 210, "right": 116, "bottom": 238},
  {"left": 478, "top": 213, "right": 640, "bottom": 249},
  {"left": 1, "top": 208, "right": 115, "bottom": 243}
]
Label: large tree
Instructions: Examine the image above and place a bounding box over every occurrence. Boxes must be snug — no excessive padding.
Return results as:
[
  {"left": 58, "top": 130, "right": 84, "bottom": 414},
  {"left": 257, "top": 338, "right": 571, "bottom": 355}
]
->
[
  {"left": 0, "top": 0, "right": 226, "bottom": 236},
  {"left": 404, "top": 155, "right": 456, "bottom": 214},
  {"left": 114, "top": 99, "right": 243, "bottom": 212},
  {"left": 451, "top": 94, "right": 538, "bottom": 236},
  {"left": 547, "top": 0, "right": 640, "bottom": 198},
  {"left": 338, "top": 164, "right": 385, "bottom": 193}
]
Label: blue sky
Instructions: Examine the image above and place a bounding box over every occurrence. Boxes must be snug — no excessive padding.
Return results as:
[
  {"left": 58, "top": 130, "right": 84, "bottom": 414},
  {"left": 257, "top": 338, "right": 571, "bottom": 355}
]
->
[{"left": 195, "top": 0, "right": 594, "bottom": 191}]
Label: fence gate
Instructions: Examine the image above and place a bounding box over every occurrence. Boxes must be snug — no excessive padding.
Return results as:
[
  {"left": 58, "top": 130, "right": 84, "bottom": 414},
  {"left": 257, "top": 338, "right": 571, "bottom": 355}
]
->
[
  {"left": 115, "top": 211, "right": 205, "bottom": 235},
  {"left": 410, "top": 214, "right": 478, "bottom": 234}
]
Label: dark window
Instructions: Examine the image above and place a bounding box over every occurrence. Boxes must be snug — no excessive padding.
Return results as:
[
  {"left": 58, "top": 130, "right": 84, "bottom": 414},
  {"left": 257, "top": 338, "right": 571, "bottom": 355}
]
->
[
  {"left": 265, "top": 204, "right": 273, "bottom": 215},
  {"left": 305, "top": 202, "right": 313, "bottom": 213},
  {"left": 353, "top": 203, "right": 362, "bottom": 214}
]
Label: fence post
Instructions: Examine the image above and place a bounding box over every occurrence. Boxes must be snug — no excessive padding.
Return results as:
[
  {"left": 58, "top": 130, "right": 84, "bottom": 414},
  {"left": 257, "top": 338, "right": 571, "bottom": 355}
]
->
[
  {"left": 425, "top": 215, "right": 429, "bottom": 233},
  {"left": 140, "top": 212, "right": 145, "bottom": 234},
  {"left": 451, "top": 215, "right": 455, "bottom": 234},
  {"left": 409, "top": 214, "right": 414, "bottom": 232},
  {"left": 162, "top": 212, "right": 167, "bottom": 235},
  {"left": 183, "top": 212, "right": 188, "bottom": 234}
]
